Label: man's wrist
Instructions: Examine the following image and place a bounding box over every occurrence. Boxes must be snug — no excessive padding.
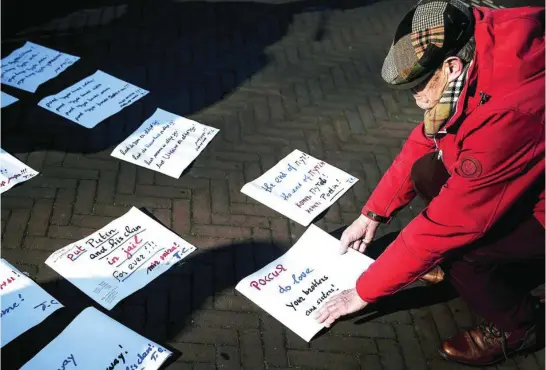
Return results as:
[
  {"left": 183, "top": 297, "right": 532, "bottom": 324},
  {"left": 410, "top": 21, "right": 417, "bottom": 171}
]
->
[
  {"left": 355, "top": 275, "right": 379, "bottom": 304},
  {"left": 362, "top": 208, "right": 391, "bottom": 224}
]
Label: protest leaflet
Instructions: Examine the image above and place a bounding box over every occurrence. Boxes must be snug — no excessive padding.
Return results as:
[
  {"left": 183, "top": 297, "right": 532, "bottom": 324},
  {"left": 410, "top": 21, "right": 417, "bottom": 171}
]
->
[
  {"left": 241, "top": 150, "right": 358, "bottom": 226},
  {"left": 38, "top": 70, "right": 149, "bottom": 128},
  {"left": 236, "top": 225, "right": 374, "bottom": 341},
  {"left": 45, "top": 207, "right": 196, "bottom": 310},
  {"left": 111, "top": 108, "right": 219, "bottom": 178},
  {"left": 1, "top": 91, "right": 18, "bottom": 108},
  {"left": 0, "top": 259, "right": 63, "bottom": 347},
  {"left": 20, "top": 307, "right": 171, "bottom": 370},
  {"left": 1, "top": 41, "right": 79, "bottom": 93},
  {"left": 0, "top": 148, "right": 39, "bottom": 194}
]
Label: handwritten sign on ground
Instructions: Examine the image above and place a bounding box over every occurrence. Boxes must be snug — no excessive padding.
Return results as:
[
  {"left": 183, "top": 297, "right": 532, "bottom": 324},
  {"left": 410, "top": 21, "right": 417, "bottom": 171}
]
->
[
  {"left": 20, "top": 307, "right": 171, "bottom": 370},
  {"left": 1, "top": 91, "right": 18, "bottom": 108},
  {"left": 45, "top": 207, "right": 196, "bottom": 310},
  {"left": 236, "top": 225, "right": 374, "bottom": 341},
  {"left": 111, "top": 108, "right": 219, "bottom": 178},
  {"left": 0, "top": 148, "right": 39, "bottom": 194},
  {"left": 1, "top": 41, "right": 79, "bottom": 93},
  {"left": 38, "top": 70, "right": 149, "bottom": 128},
  {"left": 0, "top": 259, "right": 63, "bottom": 347},
  {"left": 241, "top": 150, "right": 358, "bottom": 226}
]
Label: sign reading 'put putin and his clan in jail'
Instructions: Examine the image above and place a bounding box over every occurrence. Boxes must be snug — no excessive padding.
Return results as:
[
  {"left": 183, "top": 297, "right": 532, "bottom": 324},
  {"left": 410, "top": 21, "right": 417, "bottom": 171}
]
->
[
  {"left": 111, "top": 108, "right": 219, "bottom": 178},
  {"left": 241, "top": 150, "right": 358, "bottom": 226},
  {"left": 37, "top": 70, "right": 148, "bottom": 128},
  {"left": 236, "top": 225, "right": 374, "bottom": 341},
  {"left": 20, "top": 307, "right": 171, "bottom": 370},
  {"left": 45, "top": 207, "right": 196, "bottom": 310},
  {"left": 1, "top": 41, "right": 79, "bottom": 93},
  {"left": 0, "top": 259, "right": 63, "bottom": 347}
]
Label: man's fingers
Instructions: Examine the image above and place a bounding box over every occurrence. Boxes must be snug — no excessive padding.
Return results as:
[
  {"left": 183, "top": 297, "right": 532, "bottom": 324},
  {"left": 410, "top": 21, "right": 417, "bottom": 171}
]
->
[
  {"left": 317, "top": 288, "right": 367, "bottom": 328},
  {"left": 339, "top": 233, "right": 353, "bottom": 254},
  {"left": 316, "top": 295, "right": 342, "bottom": 322},
  {"left": 323, "top": 307, "right": 342, "bottom": 327},
  {"left": 339, "top": 240, "right": 351, "bottom": 254},
  {"left": 324, "top": 295, "right": 343, "bottom": 310},
  {"left": 350, "top": 240, "right": 361, "bottom": 253},
  {"left": 360, "top": 226, "right": 376, "bottom": 252},
  {"left": 324, "top": 316, "right": 337, "bottom": 328},
  {"left": 316, "top": 302, "right": 336, "bottom": 323},
  {"left": 316, "top": 294, "right": 350, "bottom": 328},
  {"left": 323, "top": 297, "right": 340, "bottom": 312},
  {"left": 357, "top": 240, "right": 367, "bottom": 253},
  {"left": 315, "top": 308, "right": 329, "bottom": 323},
  {"left": 340, "top": 232, "right": 360, "bottom": 254},
  {"left": 316, "top": 307, "right": 336, "bottom": 324}
]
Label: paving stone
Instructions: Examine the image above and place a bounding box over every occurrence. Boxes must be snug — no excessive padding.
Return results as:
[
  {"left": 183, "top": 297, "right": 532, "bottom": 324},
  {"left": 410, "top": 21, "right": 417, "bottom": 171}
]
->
[
  {"left": 310, "top": 334, "right": 377, "bottom": 354},
  {"left": 216, "top": 345, "right": 241, "bottom": 370},
  {"left": 171, "top": 327, "right": 238, "bottom": 346},
  {"left": 240, "top": 329, "right": 265, "bottom": 369},
  {"left": 377, "top": 338, "right": 406, "bottom": 370},
  {"left": 27, "top": 199, "right": 53, "bottom": 236},
  {"left": 187, "top": 310, "right": 260, "bottom": 329},
  {"left": 168, "top": 343, "right": 216, "bottom": 363},
  {"left": 261, "top": 314, "right": 288, "bottom": 367},
  {"left": 287, "top": 349, "right": 360, "bottom": 370},
  {"left": 359, "top": 354, "right": 384, "bottom": 370},
  {"left": 330, "top": 320, "right": 396, "bottom": 339},
  {"left": 394, "top": 324, "right": 428, "bottom": 370}
]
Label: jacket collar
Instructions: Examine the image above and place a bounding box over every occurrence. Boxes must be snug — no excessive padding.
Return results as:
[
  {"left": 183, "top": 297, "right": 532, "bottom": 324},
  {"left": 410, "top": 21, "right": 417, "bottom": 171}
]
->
[{"left": 442, "top": 57, "right": 478, "bottom": 134}]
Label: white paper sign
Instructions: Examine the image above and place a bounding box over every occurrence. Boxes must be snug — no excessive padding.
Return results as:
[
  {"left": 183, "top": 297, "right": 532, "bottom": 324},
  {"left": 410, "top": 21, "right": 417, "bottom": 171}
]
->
[
  {"left": 38, "top": 70, "right": 149, "bottom": 128},
  {"left": 1, "top": 41, "right": 79, "bottom": 93},
  {"left": 241, "top": 150, "right": 358, "bottom": 226},
  {"left": 0, "top": 259, "right": 63, "bottom": 347},
  {"left": 1, "top": 91, "right": 18, "bottom": 108},
  {"left": 0, "top": 148, "right": 39, "bottom": 194},
  {"left": 45, "top": 207, "right": 196, "bottom": 310},
  {"left": 20, "top": 307, "right": 171, "bottom": 370},
  {"left": 111, "top": 108, "right": 219, "bottom": 178},
  {"left": 236, "top": 225, "right": 374, "bottom": 341}
]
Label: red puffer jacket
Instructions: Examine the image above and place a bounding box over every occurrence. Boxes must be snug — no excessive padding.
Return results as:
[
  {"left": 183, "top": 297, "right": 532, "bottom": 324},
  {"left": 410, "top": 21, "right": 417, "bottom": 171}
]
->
[{"left": 356, "top": 6, "right": 545, "bottom": 303}]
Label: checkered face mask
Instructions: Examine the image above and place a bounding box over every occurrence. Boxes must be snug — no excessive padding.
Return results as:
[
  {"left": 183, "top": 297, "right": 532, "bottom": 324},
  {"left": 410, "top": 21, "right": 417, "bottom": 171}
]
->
[{"left": 423, "top": 59, "right": 471, "bottom": 137}]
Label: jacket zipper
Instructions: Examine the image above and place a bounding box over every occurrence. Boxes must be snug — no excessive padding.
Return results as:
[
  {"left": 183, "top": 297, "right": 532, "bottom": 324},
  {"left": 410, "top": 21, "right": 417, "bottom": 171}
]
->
[
  {"left": 478, "top": 91, "right": 491, "bottom": 106},
  {"left": 434, "top": 93, "right": 490, "bottom": 160},
  {"left": 433, "top": 135, "right": 443, "bottom": 160}
]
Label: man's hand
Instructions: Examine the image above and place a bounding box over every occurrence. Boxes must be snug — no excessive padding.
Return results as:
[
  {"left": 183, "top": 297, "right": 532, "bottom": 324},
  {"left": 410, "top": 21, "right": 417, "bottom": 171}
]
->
[
  {"left": 339, "top": 214, "right": 380, "bottom": 254},
  {"left": 315, "top": 288, "right": 368, "bottom": 328}
]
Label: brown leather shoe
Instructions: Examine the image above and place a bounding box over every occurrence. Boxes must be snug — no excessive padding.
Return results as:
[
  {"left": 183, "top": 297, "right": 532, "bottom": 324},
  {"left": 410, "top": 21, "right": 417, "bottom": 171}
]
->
[
  {"left": 419, "top": 266, "right": 445, "bottom": 285},
  {"left": 439, "top": 322, "right": 536, "bottom": 366}
]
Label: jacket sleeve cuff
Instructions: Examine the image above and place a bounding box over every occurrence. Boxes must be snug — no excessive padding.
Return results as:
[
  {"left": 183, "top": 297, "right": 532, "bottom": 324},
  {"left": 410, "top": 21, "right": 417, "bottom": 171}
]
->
[{"left": 361, "top": 206, "right": 392, "bottom": 224}]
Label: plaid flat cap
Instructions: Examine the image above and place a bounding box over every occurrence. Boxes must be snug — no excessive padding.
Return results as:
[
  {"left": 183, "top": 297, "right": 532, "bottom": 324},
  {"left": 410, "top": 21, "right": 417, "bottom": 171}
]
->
[{"left": 382, "top": 0, "right": 474, "bottom": 89}]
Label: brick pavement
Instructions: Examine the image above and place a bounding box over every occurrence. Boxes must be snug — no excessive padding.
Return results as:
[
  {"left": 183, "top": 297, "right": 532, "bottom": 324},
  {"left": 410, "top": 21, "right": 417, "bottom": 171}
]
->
[{"left": 1, "top": 0, "right": 544, "bottom": 369}]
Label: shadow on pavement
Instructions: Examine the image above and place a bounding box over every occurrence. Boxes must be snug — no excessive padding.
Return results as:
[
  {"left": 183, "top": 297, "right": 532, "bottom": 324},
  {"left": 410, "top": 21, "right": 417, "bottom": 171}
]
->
[
  {"left": 1, "top": 0, "right": 381, "bottom": 156},
  {"left": 1, "top": 233, "right": 286, "bottom": 369},
  {"left": 0, "top": 216, "right": 401, "bottom": 369},
  {"left": 2, "top": 214, "right": 544, "bottom": 368}
]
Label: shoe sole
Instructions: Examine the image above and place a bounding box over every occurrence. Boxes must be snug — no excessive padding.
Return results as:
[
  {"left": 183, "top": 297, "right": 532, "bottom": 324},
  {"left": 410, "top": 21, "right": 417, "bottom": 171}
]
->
[
  {"left": 418, "top": 278, "right": 443, "bottom": 285},
  {"left": 437, "top": 347, "right": 532, "bottom": 367},
  {"left": 438, "top": 348, "right": 501, "bottom": 367}
]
